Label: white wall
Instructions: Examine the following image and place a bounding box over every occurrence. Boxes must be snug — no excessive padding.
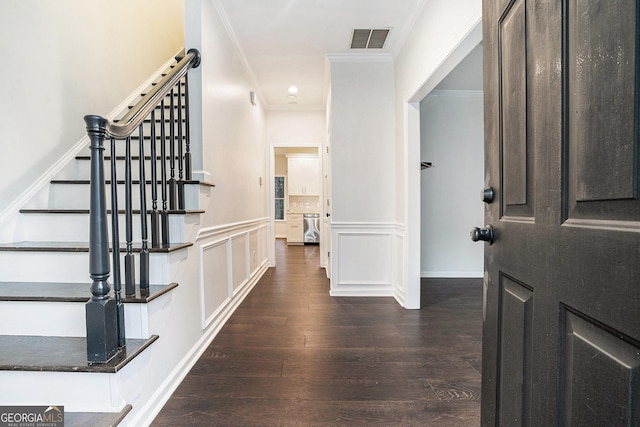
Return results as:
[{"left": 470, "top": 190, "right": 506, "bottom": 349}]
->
[
  {"left": 265, "top": 111, "right": 326, "bottom": 145},
  {"left": 420, "top": 92, "right": 484, "bottom": 277},
  {"left": 394, "top": 0, "right": 482, "bottom": 308},
  {"left": 327, "top": 57, "right": 399, "bottom": 298},
  {"left": 186, "top": 0, "right": 267, "bottom": 228},
  {"left": 329, "top": 58, "right": 396, "bottom": 223},
  {"left": 0, "top": 0, "right": 184, "bottom": 212}
]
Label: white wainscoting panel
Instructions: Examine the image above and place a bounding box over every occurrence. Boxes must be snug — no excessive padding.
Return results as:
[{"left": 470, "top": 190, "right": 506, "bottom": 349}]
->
[
  {"left": 197, "top": 218, "right": 270, "bottom": 330},
  {"left": 249, "top": 229, "right": 259, "bottom": 274},
  {"left": 231, "top": 233, "right": 249, "bottom": 291},
  {"left": 200, "top": 238, "right": 231, "bottom": 329},
  {"left": 331, "top": 223, "right": 402, "bottom": 297}
]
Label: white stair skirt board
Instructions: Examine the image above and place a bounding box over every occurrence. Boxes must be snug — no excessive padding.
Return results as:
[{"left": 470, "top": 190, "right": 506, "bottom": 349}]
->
[{"left": 126, "top": 261, "right": 269, "bottom": 427}]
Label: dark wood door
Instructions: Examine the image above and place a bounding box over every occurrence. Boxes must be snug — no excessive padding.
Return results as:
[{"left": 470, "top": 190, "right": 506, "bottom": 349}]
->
[{"left": 481, "top": 0, "right": 640, "bottom": 425}]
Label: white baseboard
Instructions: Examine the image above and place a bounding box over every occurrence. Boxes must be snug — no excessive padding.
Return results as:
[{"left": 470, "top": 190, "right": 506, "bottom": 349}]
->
[{"left": 421, "top": 271, "right": 483, "bottom": 278}]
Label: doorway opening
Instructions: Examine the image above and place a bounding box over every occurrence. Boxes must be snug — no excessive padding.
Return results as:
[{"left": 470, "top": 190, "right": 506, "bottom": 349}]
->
[
  {"left": 419, "top": 43, "right": 484, "bottom": 280},
  {"left": 268, "top": 144, "right": 324, "bottom": 271}
]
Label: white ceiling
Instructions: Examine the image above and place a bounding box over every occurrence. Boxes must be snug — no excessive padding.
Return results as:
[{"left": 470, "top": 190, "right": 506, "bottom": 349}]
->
[{"left": 216, "top": 0, "right": 429, "bottom": 111}]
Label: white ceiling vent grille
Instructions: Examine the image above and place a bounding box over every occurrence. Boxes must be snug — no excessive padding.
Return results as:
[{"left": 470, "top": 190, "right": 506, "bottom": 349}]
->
[{"left": 350, "top": 29, "right": 390, "bottom": 49}]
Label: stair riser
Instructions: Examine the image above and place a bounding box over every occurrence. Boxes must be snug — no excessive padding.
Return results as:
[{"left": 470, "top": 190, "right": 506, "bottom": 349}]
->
[
  {"left": 0, "top": 301, "right": 150, "bottom": 339},
  {"left": 74, "top": 158, "right": 183, "bottom": 181},
  {"left": 0, "top": 344, "right": 155, "bottom": 412},
  {"left": 87, "top": 135, "right": 188, "bottom": 156},
  {"left": 0, "top": 251, "right": 172, "bottom": 283},
  {"left": 0, "top": 371, "right": 124, "bottom": 413},
  {"left": 15, "top": 213, "right": 190, "bottom": 243},
  {"left": 48, "top": 182, "right": 197, "bottom": 210}
]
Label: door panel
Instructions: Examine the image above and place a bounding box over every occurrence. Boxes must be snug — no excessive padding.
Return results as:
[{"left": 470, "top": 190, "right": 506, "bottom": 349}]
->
[
  {"left": 569, "top": 0, "right": 637, "bottom": 203},
  {"left": 500, "top": 0, "right": 534, "bottom": 218},
  {"left": 498, "top": 275, "right": 533, "bottom": 426},
  {"left": 562, "top": 310, "right": 640, "bottom": 425},
  {"left": 567, "top": 0, "right": 640, "bottom": 220},
  {"left": 482, "top": 0, "right": 640, "bottom": 425}
]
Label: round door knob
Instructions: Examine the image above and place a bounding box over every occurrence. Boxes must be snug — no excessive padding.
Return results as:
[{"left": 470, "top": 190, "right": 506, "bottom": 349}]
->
[{"left": 470, "top": 225, "right": 494, "bottom": 245}]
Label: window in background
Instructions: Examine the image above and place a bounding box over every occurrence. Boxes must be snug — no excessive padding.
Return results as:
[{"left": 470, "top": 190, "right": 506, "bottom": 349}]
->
[{"left": 275, "top": 176, "right": 285, "bottom": 220}]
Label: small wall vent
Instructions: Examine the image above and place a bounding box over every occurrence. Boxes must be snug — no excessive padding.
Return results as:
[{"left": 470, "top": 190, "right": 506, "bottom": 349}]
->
[{"left": 351, "top": 29, "right": 390, "bottom": 49}]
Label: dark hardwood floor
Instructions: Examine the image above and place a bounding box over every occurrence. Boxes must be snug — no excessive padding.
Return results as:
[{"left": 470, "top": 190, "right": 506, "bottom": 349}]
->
[{"left": 151, "top": 240, "right": 482, "bottom": 426}]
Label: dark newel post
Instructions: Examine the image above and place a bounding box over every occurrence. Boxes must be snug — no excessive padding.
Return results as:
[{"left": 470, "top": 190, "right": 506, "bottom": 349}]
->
[
  {"left": 138, "top": 124, "right": 150, "bottom": 292},
  {"left": 184, "top": 74, "right": 192, "bottom": 181},
  {"left": 150, "top": 110, "right": 160, "bottom": 248},
  {"left": 84, "top": 115, "right": 118, "bottom": 363}
]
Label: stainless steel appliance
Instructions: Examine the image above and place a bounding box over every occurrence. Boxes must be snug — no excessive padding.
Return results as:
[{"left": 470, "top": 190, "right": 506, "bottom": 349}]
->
[{"left": 303, "top": 213, "right": 320, "bottom": 244}]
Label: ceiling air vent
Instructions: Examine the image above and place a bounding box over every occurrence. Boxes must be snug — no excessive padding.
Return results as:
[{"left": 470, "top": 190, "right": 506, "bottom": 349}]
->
[{"left": 350, "top": 29, "right": 390, "bottom": 49}]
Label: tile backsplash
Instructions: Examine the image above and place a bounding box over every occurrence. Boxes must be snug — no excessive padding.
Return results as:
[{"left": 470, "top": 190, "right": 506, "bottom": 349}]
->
[{"left": 289, "top": 195, "right": 320, "bottom": 213}]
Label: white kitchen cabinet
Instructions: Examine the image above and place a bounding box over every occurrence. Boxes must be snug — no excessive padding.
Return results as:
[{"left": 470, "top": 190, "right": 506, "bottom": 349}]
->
[
  {"left": 286, "top": 213, "right": 303, "bottom": 244},
  {"left": 287, "top": 155, "right": 319, "bottom": 195}
]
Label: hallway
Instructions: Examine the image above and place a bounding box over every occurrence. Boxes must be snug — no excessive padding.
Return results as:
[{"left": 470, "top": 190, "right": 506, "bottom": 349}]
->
[{"left": 152, "top": 240, "right": 481, "bottom": 426}]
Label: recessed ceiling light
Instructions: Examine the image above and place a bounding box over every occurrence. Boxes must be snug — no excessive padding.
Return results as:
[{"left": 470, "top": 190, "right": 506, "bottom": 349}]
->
[{"left": 288, "top": 86, "right": 299, "bottom": 95}]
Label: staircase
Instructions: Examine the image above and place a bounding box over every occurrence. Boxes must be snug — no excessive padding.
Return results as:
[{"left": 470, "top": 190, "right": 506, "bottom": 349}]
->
[{"left": 0, "top": 49, "right": 211, "bottom": 426}]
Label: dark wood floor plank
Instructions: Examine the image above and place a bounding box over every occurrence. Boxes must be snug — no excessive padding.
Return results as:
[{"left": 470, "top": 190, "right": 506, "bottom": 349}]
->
[
  {"left": 151, "top": 239, "right": 482, "bottom": 426},
  {"left": 153, "top": 398, "right": 480, "bottom": 426},
  {"left": 168, "top": 376, "right": 439, "bottom": 402}
]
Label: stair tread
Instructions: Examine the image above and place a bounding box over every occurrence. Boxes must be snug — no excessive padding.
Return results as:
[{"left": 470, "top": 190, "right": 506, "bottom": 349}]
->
[
  {"left": 66, "top": 404, "right": 132, "bottom": 427},
  {"left": 0, "top": 241, "right": 192, "bottom": 253},
  {"left": 0, "top": 281, "right": 178, "bottom": 303},
  {"left": 0, "top": 335, "right": 158, "bottom": 373},
  {"left": 19, "top": 208, "right": 204, "bottom": 215}
]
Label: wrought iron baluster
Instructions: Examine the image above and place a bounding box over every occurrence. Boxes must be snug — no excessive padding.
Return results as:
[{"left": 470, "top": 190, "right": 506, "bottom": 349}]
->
[
  {"left": 168, "top": 88, "right": 177, "bottom": 210},
  {"left": 177, "top": 80, "right": 185, "bottom": 210},
  {"left": 184, "top": 74, "right": 192, "bottom": 180},
  {"left": 138, "top": 124, "right": 150, "bottom": 292},
  {"left": 110, "top": 138, "right": 125, "bottom": 348},
  {"left": 150, "top": 110, "right": 160, "bottom": 248},
  {"left": 124, "top": 136, "right": 135, "bottom": 296},
  {"left": 84, "top": 115, "right": 118, "bottom": 363},
  {"left": 160, "top": 99, "right": 170, "bottom": 245}
]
